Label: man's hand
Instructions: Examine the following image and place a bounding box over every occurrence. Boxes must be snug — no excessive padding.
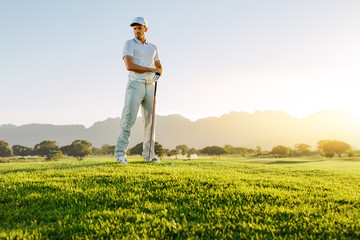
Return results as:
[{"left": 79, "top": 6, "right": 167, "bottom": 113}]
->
[
  {"left": 153, "top": 61, "right": 163, "bottom": 75},
  {"left": 152, "top": 68, "right": 162, "bottom": 75}
]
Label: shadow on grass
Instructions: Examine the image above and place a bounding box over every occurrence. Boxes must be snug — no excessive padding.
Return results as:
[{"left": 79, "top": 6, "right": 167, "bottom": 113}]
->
[
  {"left": 336, "top": 158, "right": 360, "bottom": 162},
  {"left": 0, "top": 159, "right": 175, "bottom": 174},
  {"left": 0, "top": 161, "right": 120, "bottom": 174},
  {"left": 267, "top": 160, "right": 325, "bottom": 165},
  {"left": 244, "top": 159, "right": 327, "bottom": 165}
]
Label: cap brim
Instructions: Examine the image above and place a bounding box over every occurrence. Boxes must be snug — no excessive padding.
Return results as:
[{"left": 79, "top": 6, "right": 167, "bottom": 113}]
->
[{"left": 130, "top": 23, "right": 144, "bottom": 27}]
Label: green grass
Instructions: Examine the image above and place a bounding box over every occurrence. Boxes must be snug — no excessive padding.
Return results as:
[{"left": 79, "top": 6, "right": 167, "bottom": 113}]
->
[{"left": 1, "top": 156, "right": 360, "bottom": 239}]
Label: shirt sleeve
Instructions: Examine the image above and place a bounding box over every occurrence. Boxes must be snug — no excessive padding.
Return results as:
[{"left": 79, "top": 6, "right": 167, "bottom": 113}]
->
[
  {"left": 154, "top": 46, "right": 160, "bottom": 62},
  {"left": 123, "top": 40, "right": 133, "bottom": 59}
]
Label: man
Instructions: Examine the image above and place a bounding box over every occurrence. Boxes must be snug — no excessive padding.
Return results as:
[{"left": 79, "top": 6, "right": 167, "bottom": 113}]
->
[{"left": 114, "top": 17, "right": 163, "bottom": 164}]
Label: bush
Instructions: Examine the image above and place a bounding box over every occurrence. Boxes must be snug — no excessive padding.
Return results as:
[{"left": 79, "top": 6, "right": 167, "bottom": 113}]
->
[
  {"left": 129, "top": 142, "right": 165, "bottom": 158},
  {"left": 201, "top": 146, "right": 227, "bottom": 158},
  {"left": 325, "top": 152, "right": 335, "bottom": 159},
  {"left": 45, "top": 150, "right": 63, "bottom": 161},
  {"left": 270, "top": 145, "right": 289, "bottom": 157},
  {"left": 0, "top": 140, "right": 12, "bottom": 157},
  {"left": 130, "top": 143, "right": 143, "bottom": 155}
]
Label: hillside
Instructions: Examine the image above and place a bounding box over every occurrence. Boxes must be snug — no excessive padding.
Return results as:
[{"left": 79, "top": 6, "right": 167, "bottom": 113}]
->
[{"left": 1, "top": 110, "right": 359, "bottom": 150}]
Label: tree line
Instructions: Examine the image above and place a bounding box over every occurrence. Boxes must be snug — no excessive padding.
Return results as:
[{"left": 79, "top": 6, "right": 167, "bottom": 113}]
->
[
  {"left": 127, "top": 140, "right": 356, "bottom": 159},
  {"left": 268, "top": 140, "right": 353, "bottom": 158},
  {"left": 0, "top": 140, "right": 92, "bottom": 161},
  {"left": 0, "top": 139, "right": 356, "bottom": 161}
]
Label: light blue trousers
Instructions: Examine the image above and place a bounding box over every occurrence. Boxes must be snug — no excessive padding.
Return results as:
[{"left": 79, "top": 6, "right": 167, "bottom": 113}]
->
[{"left": 114, "top": 80, "right": 156, "bottom": 161}]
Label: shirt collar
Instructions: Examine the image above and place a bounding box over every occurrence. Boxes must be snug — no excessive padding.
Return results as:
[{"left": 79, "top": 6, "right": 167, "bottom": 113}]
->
[{"left": 133, "top": 38, "right": 147, "bottom": 44}]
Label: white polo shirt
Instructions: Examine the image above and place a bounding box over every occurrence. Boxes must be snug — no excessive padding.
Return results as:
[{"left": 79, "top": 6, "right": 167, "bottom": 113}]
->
[{"left": 123, "top": 38, "right": 160, "bottom": 80}]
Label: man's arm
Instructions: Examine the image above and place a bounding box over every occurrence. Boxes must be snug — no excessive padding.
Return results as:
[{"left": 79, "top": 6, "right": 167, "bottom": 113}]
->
[
  {"left": 154, "top": 61, "right": 162, "bottom": 75},
  {"left": 124, "top": 57, "right": 162, "bottom": 75}
]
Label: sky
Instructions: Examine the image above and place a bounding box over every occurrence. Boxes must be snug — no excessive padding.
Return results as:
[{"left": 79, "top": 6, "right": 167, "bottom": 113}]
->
[{"left": 1, "top": 0, "right": 360, "bottom": 127}]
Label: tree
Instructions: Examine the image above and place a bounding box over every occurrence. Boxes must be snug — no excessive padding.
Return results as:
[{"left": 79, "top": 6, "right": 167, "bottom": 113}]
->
[
  {"left": 176, "top": 144, "right": 189, "bottom": 156},
  {"left": 168, "top": 149, "right": 179, "bottom": 159},
  {"left": 46, "top": 150, "right": 63, "bottom": 161},
  {"left": 224, "top": 145, "right": 235, "bottom": 154},
  {"left": 294, "top": 143, "right": 311, "bottom": 156},
  {"left": 223, "top": 145, "right": 255, "bottom": 156},
  {"left": 270, "top": 145, "right": 289, "bottom": 157},
  {"left": 12, "top": 145, "right": 33, "bottom": 156},
  {"left": 322, "top": 140, "right": 351, "bottom": 158},
  {"left": 129, "top": 142, "right": 165, "bottom": 157},
  {"left": 317, "top": 140, "right": 331, "bottom": 152},
  {"left": 107, "top": 146, "right": 115, "bottom": 155},
  {"left": 256, "top": 146, "right": 262, "bottom": 154},
  {"left": 300, "top": 149, "right": 311, "bottom": 156},
  {"left": 68, "top": 140, "right": 92, "bottom": 160},
  {"left": 188, "top": 148, "right": 198, "bottom": 155},
  {"left": 33, "top": 140, "right": 62, "bottom": 160},
  {"left": 59, "top": 145, "right": 72, "bottom": 156},
  {"left": 201, "top": 146, "right": 227, "bottom": 158},
  {"left": 130, "top": 142, "right": 143, "bottom": 155},
  {"left": 91, "top": 147, "right": 100, "bottom": 155},
  {"left": 0, "top": 140, "right": 12, "bottom": 157},
  {"left": 295, "top": 143, "right": 311, "bottom": 151},
  {"left": 155, "top": 142, "right": 165, "bottom": 158},
  {"left": 163, "top": 148, "right": 169, "bottom": 156},
  {"left": 101, "top": 144, "right": 115, "bottom": 155},
  {"left": 287, "top": 147, "right": 297, "bottom": 157}
]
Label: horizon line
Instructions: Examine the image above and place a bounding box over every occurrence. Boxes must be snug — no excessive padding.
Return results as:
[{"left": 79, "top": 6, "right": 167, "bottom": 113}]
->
[{"left": 1, "top": 108, "right": 358, "bottom": 128}]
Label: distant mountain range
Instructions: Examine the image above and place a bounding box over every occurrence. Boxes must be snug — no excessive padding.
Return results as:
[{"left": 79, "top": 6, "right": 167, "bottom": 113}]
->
[{"left": 1, "top": 110, "right": 360, "bottom": 150}]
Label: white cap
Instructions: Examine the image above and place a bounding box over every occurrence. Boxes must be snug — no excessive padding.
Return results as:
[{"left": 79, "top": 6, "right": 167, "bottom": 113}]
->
[{"left": 130, "top": 17, "right": 147, "bottom": 27}]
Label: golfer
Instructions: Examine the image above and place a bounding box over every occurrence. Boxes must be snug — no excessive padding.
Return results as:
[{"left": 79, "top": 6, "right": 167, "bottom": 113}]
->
[{"left": 114, "top": 17, "right": 163, "bottom": 164}]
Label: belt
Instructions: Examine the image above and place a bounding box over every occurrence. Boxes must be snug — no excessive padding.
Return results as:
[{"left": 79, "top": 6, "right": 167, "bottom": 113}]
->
[
  {"left": 129, "top": 78, "right": 154, "bottom": 85},
  {"left": 129, "top": 78, "right": 146, "bottom": 83}
]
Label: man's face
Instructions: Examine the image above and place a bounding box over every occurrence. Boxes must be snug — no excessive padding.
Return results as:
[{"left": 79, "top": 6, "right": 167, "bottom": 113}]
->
[{"left": 133, "top": 25, "right": 147, "bottom": 39}]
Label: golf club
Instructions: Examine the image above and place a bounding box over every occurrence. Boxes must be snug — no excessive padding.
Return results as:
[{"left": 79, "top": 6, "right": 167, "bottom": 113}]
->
[{"left": 148, "top": 73, "right": 160, "bottom": 161}]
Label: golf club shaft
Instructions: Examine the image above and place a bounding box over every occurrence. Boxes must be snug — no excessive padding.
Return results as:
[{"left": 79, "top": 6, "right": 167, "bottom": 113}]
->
[{"left": 148, "top": 82, "right": 157, "bottom": 161}]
